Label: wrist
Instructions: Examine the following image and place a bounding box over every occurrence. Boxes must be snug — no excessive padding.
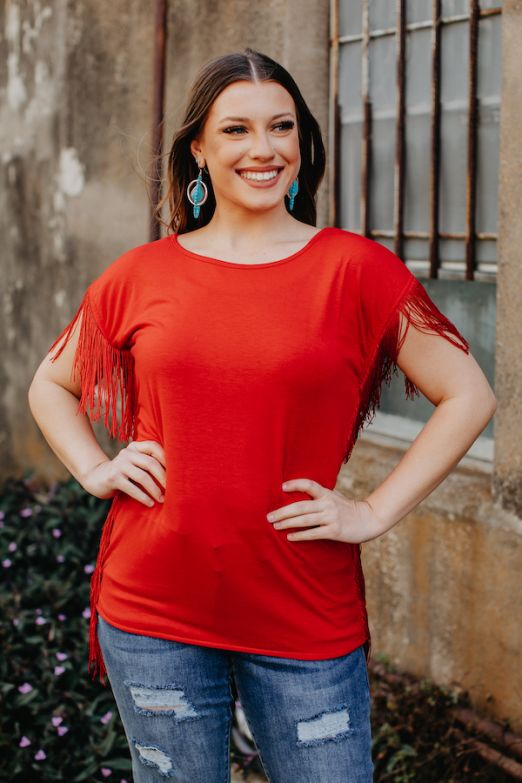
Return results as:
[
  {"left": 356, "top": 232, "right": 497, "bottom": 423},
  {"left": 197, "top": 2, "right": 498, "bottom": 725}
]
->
[{"left": 361, "top": 498, "right": 394, "bottom": 537}]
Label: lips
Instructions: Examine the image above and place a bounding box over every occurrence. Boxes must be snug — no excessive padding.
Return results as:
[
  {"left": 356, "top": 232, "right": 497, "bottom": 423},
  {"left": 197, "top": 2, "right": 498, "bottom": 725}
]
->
[{"left": 235, "top": 166, "right": 285, "bottom": 173}]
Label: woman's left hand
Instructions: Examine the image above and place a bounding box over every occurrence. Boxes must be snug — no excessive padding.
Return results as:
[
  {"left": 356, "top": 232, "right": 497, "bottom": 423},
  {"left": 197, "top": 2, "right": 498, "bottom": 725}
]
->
[{"left": 266, "top": 478, "right": 386, "bottom": 545}]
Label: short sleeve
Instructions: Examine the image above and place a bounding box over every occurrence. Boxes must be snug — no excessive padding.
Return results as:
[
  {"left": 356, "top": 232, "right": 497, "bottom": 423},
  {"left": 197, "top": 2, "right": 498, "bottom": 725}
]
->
[
  {"left": 345, "top": 235, "right": 470, "bottom": 461},
  {"left": 47, "top": 251, "right": 139, "bottom": 442}
]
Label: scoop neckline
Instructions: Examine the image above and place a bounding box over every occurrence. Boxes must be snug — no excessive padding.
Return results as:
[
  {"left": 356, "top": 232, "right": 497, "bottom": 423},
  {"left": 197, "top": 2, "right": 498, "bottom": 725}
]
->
[{"left": 170, "top": 226, "right": 332, "bottom": 268}]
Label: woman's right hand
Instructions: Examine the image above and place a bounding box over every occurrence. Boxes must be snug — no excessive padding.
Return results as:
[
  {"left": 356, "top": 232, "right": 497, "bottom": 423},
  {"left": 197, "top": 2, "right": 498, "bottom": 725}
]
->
[{"left": 81, "top": 440, "right": 167, "bottom": 507}]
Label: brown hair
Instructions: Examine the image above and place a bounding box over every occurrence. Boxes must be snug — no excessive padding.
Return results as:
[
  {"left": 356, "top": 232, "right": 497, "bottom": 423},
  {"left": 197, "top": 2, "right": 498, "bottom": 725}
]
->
[{"left": 154, "top": 48, "right": 326, "bottom": 234}]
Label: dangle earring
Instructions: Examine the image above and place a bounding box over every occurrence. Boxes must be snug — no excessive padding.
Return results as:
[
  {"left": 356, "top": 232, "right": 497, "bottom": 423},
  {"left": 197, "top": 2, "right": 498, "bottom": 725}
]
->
[
  {"left": 187, "top": 159, "right": 209, "bottom": 219},
  {"left": 287, "top": 177, "right": 299, "bottom": 211}
]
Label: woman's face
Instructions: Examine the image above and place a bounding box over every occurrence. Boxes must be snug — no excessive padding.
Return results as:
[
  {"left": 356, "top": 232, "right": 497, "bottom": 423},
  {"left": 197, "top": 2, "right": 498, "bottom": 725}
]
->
[{"left": 190, "top": 79, "right": 301, "bottom": 216}]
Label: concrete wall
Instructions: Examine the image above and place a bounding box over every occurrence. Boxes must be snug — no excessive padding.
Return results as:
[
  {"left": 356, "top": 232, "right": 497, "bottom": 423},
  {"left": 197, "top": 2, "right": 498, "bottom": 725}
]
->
[{"left": 340, "top": 439, "right": 522, "bottom": 732}]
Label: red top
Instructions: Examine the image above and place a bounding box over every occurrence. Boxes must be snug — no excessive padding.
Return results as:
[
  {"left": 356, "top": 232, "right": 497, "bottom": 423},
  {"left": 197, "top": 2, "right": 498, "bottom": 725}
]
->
[{"left": 48, "top": 227, "right": 470, "bottom": 684}]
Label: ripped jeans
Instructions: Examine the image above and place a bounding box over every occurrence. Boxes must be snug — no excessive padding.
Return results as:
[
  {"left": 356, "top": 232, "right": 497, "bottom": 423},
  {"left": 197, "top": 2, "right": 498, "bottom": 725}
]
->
[{"left": 96, "top": 613, "right": 374, "bottom": 783}]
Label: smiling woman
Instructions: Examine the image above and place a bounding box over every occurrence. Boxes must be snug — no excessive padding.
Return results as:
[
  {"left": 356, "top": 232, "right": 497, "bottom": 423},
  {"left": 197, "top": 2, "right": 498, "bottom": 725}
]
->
[{"left": 29, "top": 47, "right": 495, "bottom": 783}]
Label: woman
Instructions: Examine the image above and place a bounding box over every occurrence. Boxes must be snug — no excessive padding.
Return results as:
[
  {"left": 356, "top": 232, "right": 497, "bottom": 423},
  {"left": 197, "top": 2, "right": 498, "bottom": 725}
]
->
[{"left": 28, "top": 48, "right": 495, "bottom": 783}]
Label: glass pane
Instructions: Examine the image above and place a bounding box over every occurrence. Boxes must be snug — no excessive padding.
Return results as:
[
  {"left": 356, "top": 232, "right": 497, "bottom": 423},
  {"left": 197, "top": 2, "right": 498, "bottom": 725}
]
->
[
  {"left": 407, "top": 0, "right": 432, "bottom": 24},
  {"left": 339, "top": 41, "right": 363, "bottom": 230},
  {"left": 442, "top": 0, "right": 468, "bottom": 16},
  {"left": 476, "top": 13, "right": 501, "bottom": 238},
  {"left": 439, "top": 18, "right": 469, "bottom": 239},
  {"left": 404, "top": 27, "right": 432, "bottom": 234},
  {"left": 339, "top": 0, "right": 362, "bottom": 36},
  {"left": 378, "top": 278, "right": 496, "bottom": 439},
  {"left": 369, "top": 0, "right": 395, "bottom": 30}
]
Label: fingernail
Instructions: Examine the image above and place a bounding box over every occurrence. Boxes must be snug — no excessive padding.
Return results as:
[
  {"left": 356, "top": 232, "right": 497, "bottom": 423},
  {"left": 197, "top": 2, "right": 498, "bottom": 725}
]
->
[{"left": 159, "top": 495, "right": 165, "bottom": 502}]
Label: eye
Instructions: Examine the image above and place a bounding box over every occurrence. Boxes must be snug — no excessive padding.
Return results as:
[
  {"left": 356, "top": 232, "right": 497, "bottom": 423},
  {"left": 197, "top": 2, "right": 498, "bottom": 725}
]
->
[
  {"left": 222, "top": 120, "right": 295, "bottom": 135},
  {"left": 274, "top": 120, "right": 295, "bottom": 131},
  {"left": 222, "top": 126, "right": 247, "bottom": 135}
]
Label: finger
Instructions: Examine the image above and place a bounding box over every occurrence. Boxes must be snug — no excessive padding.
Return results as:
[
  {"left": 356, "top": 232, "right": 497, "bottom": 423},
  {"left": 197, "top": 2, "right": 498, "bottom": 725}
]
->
[
  {"left": 128, "top": 451, "right": 166, "bottom": 493},
  {"left": 282, "top": 478, "right": 328, "bottom": 499},
  {"left": 272, "top": 511, "right": 324, "bottom": 530},
  {"left": 128, "top": 440, "right": 167, "bottom": 470},
  {"left": 121, "top": 463, "right": 164, "bottom": 503},
  {"left": 116, "top": 476, "right": 158, "bottom": 508},
  {"left": 267, "top": 499, "right": 323, "bottom": 523},
  {"left": 287, "top": 526, "right": 330, "bottom": 542}
]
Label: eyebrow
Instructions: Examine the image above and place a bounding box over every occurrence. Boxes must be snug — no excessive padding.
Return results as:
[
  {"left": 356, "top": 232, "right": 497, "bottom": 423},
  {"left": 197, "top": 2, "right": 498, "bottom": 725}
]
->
[{"left": 218, "top": 113, "right": 295, "bottom": 124}]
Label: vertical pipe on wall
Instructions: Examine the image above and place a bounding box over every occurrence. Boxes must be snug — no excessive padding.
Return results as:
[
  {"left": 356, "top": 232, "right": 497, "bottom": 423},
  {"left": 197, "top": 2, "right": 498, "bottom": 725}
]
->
[
  {"left": 429, "top": 0, "right": 442, "bottom": 279},
  {"left": 393, "top": 0, "right": 406, "bottom": 260},
  {"left": 361, "top": 0, "right": 372, "bottom": 237},
  {"left": 149, "top": 0, "right": 168, "bottom": 242},
  {"left": 465, "top": 0, "right": 479, "bottom": 280},
  {"left": 328, "top": 0, "right": 340, "bottom": 227}
]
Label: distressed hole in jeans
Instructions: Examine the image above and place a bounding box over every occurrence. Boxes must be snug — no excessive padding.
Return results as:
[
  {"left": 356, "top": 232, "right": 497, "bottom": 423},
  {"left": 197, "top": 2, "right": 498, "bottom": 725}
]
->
[
  {"left": 296, "top": 704, "right": 352, "bottom": 747},
  {"left": 125, "top": 680, "right": 198, "bottom": 718},
  {"left": 132, "top": 739, "right": 176, "bottom": 776}
]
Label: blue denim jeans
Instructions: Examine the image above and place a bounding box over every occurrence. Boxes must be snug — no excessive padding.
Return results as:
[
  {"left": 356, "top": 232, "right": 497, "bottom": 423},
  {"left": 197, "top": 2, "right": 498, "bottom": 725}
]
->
[{"left": 96, "top": 613, "right": 374, "bottom": 782}]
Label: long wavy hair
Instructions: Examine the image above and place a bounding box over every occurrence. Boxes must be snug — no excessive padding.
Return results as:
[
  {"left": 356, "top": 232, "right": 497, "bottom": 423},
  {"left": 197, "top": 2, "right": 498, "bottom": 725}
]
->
[{"left": 153, "top": 48, "right": 326, "bottom": 234}]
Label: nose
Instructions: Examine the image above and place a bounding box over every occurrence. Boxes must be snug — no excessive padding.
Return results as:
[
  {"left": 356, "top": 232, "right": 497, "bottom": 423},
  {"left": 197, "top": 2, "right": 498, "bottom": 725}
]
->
[{"left": 248, "top": 130, "right": 276, "bottom": 160}]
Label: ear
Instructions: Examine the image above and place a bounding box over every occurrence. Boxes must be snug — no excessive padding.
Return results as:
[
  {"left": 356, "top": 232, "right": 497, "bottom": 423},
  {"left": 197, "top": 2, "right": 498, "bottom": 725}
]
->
[{"left": 190, "top": 138, "right": 203, "bottom": 163}]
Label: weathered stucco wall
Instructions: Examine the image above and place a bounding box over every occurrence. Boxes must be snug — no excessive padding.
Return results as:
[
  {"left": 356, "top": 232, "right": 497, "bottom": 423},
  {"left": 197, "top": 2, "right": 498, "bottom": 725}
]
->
[
  {"left": 0, "top": 0, "right": 330, "bottom": 481},
  {"left": 341, "top": 438, "right": 522, "bottom": 733}
]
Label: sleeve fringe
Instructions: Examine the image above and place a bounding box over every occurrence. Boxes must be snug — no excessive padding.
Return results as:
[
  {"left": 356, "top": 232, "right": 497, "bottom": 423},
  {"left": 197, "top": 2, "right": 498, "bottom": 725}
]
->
[
  {"left": 48, "top": 290, "right": 137, "bottom": 442},
  {"left": 343, "top": 276, "right": 470, "bottom": 464}
]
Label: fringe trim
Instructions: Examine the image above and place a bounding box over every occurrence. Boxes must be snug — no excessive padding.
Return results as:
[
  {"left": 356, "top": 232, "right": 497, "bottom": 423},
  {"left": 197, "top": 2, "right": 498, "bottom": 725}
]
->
[
  {"left": 343, "top": 275, "right": 470, "bottom": 464},
  {"left": 87, "top": 497, "right": 120, "bottom": 685},
  {"left": 48, "top": 289, "right": 137, "bottom": 442}
]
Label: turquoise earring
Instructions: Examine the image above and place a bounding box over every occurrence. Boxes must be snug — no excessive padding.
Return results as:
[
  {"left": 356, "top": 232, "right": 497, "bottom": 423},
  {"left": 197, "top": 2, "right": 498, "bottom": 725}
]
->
[
  {"left": 288, "top": 177, "right": 299, "bottom": 211},
  {"left": 187, "top": 162, "right": 208, "bottom": 219}
]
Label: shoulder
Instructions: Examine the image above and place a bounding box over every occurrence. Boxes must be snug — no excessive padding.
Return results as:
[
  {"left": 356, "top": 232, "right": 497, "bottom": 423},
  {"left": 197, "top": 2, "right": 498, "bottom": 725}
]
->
[{"left": 91, "top": 236, "right": 172, "bottom": 289}]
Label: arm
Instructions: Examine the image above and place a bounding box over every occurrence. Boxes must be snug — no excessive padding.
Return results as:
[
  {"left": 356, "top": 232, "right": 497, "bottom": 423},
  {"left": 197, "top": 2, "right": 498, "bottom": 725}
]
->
[
  {"left": 28, "top": 312, "right": 166, "bottom": 506},
  {"left": 266, "top": 319, "right": 496, "bottom": 544},
  {"left": 362, "top": 315, "right": 497, "bottom": 534}
]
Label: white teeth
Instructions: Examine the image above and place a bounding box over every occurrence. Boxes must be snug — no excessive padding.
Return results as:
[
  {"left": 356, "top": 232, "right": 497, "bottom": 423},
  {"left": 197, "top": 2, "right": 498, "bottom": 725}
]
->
[{"left": 239, "top": 169, "right": 280, "bottom": 181}]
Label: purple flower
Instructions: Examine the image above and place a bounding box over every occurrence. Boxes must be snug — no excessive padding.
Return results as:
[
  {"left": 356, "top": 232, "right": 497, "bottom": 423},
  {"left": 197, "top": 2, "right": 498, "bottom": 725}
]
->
[
  {"left": 84, "top": 563, "right": 95, "bottom": 574},
  {"left": 34, "top": 749, "right": 46, "bottom": 761},
  {"left": 57, "top": 725, "right": 69, "bottom": 736},
  {"left": 51, "top": 716, "right": 63, "bottom": 727},
  {"left": 54, "top": 665, "right": 65, "bottom": 676},
  {"left": 57, "top": 613, "right": 66, "bottom": 621},
  {"left": 0, "top": 510, "right": 5, "bottom": 520},
  {"left": 35, "top": 608, "right": 42, "bottom": 615},
  {"left": 36, "top": 616, "right": 47, "bottom": 626},
  {"left": 20, "top": 507, "right": 33, "bottom": 518},
  {"left": 19, "top": 736, "right": 31, "bottom": 748},
  {"left": 2, "top": 558, "right": 12, "bottom": 568},
  {"left": 12, "top": 618, "right": 19, "bottom": 626},
  {"left": 8, "top": 541, "right": 17, "bottom": 552},
  {"left": 82, "top": 607, "right": 91, "bottom": 619},
  {"left": 100, "top": 769, "right": 112, "bottom": 778},
  {"left": 100, "top": 710, "right": 113, "bottom": 725},
  {"left": 18, "top": 682, "right": 33, "bottom": 694},
  {"left": 56, "top": 554, "right": 65, "bottom": 563},
  {"left": 52, "top": 528, "right": 62, "bottom": 538},
  {"left": 56, "top": 651, "right": 68, "bottom": 661}
]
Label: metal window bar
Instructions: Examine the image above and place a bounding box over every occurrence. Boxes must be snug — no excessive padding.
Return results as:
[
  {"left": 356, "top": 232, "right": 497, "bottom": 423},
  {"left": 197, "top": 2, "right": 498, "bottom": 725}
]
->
[{"left": 329, "top": 0, "right": 502, "bottom": 281}]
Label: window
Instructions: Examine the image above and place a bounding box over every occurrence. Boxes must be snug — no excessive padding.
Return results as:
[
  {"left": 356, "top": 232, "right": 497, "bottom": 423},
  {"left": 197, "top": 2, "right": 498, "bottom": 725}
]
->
[{"left": 331, "top": 0, "right": 501, "bottom": 463}]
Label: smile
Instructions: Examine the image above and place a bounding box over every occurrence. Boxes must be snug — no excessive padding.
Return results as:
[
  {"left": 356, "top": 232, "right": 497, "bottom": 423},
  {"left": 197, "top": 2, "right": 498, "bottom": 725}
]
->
[{"left": 236, "top": 168, "right": 284, "bottom": 186}]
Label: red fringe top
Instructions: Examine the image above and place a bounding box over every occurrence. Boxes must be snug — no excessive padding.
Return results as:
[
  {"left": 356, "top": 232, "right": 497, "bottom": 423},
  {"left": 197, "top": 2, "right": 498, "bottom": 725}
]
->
[{"left": 47, "top": 227, "right": 469, "bottom": 685}]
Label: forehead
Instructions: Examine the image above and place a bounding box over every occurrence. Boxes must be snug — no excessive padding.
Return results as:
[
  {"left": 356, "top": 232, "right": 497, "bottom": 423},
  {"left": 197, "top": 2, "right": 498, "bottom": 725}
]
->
[{"left": 207, "top": 80, "right": 296, "bottom": 123}]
